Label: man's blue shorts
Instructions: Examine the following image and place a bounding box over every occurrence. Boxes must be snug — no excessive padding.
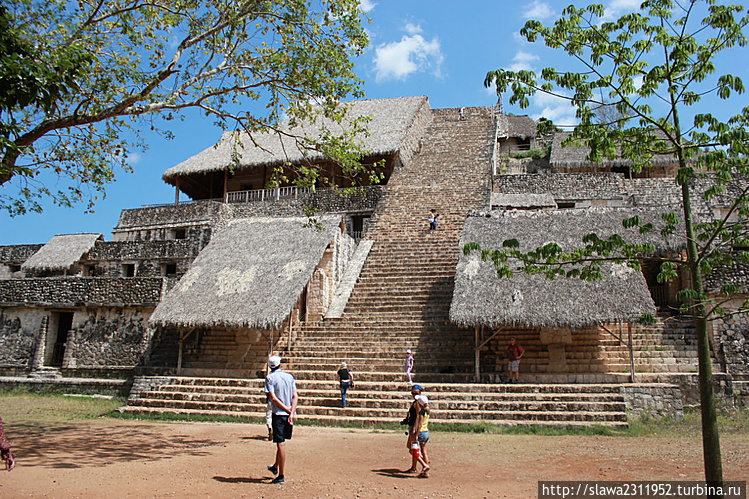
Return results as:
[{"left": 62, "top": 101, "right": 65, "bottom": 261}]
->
[{"left": 271, "top": 413, "right": 293, "bottom": 443}]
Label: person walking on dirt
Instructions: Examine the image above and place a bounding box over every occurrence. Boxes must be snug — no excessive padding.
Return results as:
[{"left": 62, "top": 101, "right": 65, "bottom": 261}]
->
[
  {"left": 506, "top": 337, "right": 525, "bottom": 384},
  {"left": 337, "top": 361, "right": 354, "bottom": 408},
  {"left": 265, "top": 355, "right": 298, "bottom": 484},
  {"left": 400, "top": 384, "right": 423, "bottom": 473},
  {"left": 409, "top": 394, "right": 431, "bottom": 477}
]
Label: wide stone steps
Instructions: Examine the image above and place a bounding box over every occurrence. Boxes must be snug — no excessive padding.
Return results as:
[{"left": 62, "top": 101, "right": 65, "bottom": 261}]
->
[{"left": 122, "top": 376, "right": 630, "bottom": 427}]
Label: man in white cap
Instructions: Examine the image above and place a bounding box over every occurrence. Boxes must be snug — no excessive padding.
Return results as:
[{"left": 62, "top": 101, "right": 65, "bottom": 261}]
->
[{"left": 265, "top": 354, "right": 298, "bottom": 484}]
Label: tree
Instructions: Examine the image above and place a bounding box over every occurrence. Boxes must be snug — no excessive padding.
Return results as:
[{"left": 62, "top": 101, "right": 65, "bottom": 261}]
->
[
  {"left": 483, "top": 0, "right": 749, "bottom": 486},
  {"left": 0, "top": 0, "right": 370, "bottom": 215}
]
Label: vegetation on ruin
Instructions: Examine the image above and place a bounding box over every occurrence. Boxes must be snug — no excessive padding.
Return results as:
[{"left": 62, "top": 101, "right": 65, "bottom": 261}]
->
[
  {"left": 0, "top": 0, "right": 371, "bottom": 216},
  {"left": 479, "top": 0, "right": 749, "bottom": 484}
]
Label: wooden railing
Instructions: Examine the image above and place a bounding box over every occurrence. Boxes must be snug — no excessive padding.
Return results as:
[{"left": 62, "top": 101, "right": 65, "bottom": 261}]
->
[{"left": 225, "top": 186, "right": 312, "bottom": 204}]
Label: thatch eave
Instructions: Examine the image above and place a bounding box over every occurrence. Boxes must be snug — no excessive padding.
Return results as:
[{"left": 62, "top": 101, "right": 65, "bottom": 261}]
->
[
  {"left": 162, "top": 96, "right": 429, "bottom": 185},
  {"left": 149, "top": 215, "right": 344, "bottom": 330},
  {"left": 449, "top": 208, "right": 675, "bottom": 330},
  {"left": 21, "top": 233, "right": 103, "bottom": 271}
]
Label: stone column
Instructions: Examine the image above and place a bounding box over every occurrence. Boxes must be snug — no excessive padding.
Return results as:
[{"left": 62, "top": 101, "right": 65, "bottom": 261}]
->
[{"left": 539, "top": 327, "right": 572, "bottom": 375}]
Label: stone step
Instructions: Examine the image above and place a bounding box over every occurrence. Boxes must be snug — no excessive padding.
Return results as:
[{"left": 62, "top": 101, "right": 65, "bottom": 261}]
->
[
  {"left": 117, "top": 406, "right": 629, "bottom": 428},
  {"left": 124, "top": 397, "right": 626, "bottom": 422}
]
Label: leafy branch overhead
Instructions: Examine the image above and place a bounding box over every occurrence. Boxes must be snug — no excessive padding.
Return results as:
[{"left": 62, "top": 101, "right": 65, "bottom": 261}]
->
[{"left": 0, "top": 0, "right": 371, "bottom": 215}]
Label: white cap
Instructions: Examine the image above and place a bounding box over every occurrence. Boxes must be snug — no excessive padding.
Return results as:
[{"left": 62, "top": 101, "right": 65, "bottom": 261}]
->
[
  {"left": 268, "top": 355, "right": 282, "bottom": 368},
  {"left": 415, "top": 395, "right": 428, "bottom": 405},
  {"left": 406, "top": 349, "right": 412, "bottom": 354},
  {"left": 341, "top": 361, "right": 348, "bottom": 367}
]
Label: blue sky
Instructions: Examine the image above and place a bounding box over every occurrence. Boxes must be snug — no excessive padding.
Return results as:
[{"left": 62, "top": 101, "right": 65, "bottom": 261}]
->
[{"left": 1, "top": 0, "right": 746, "bottom": 245}]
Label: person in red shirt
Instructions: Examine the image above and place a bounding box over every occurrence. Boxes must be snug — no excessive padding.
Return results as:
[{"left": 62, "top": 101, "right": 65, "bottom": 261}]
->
[{"left": 506, "top": 337, "right": 525, "bottom": 384}]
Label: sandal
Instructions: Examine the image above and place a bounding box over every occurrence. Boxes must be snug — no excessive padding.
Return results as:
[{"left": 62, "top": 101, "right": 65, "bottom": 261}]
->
[
  {"left": 418, "top": 467, "right": 430, "bottom": 478},
  {"left": 405, "top": 468, "right": 417, "bottom": 473}
]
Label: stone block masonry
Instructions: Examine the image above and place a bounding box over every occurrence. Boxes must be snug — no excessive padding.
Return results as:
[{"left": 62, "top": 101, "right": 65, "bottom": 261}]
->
[
  {"left": 0, "top": 277, "right": 163, "bottom": 307},
  {"left": 65, "top": 308, "right": 154, "bottom": 368}
]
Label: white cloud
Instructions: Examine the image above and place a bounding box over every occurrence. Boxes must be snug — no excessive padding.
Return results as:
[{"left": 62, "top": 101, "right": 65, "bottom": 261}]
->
[
  {"left": 508, "top": 51, "right": 539, "bottom": 72},
  {"left": 126, "top": 152, "right": 142, "bottom": 166},
  {"left": 523, "top": 1, "right": 554, "bottom": 20},
  {"left": 359, "top": 0, "right": 376, "bottom": 13},
  {"left": 604, "top": 0, "right": 642, "bottom": 19},
  {"left": 531, "top": 91, "right": 578, "bottom": 130},
  {"left": 373, "top": 25, "right": 443, "bottom": 82},
  {"left": 404, "top": 23, "right": 422, "bottom": 35}
]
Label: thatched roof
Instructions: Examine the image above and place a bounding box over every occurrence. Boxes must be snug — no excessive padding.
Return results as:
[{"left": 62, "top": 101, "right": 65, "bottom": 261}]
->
[
  {"left": 449, "top": 208, "right": 689, "bottom": 330},
  {"left": 162, "top": 96, "right": 429, "bottom": 184},
  {"left": 149, "top": 216, "right": 342, "bottom": 330},
  {"left": 550, "top": 131, "right": 682, "bottom": 169},
  {"left": 497, "top": 115, "right": 536, "bottom": 140},
  {"left": 491, "top": 193, "right": 556, "bottom": 209},
  {"left": 21, "top": 233, "right": 103, "bottom": 271}
]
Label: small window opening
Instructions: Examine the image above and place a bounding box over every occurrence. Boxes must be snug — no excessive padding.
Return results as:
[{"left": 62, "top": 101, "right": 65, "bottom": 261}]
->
[
  {"left": 122, "top": 264, "right": 135, "bottom": 277},
  {"left": 163, "top": 263, "right": 177, "bottom": 276}
]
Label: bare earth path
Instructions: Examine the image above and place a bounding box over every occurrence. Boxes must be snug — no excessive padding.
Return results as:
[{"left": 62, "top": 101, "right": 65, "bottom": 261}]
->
[{"left": 0, "top": 420, "right": 747, "bottom": 498}]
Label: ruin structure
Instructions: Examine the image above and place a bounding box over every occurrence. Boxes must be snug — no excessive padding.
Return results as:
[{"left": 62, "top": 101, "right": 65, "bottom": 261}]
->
[{"left": 1, "top": 95, "right": 747, "bottom": 424}]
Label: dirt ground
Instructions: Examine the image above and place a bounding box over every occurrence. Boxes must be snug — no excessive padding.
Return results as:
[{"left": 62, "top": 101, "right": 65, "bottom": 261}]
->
[{"left": 0, "top": 419, "right": 747, "bottom": 498}]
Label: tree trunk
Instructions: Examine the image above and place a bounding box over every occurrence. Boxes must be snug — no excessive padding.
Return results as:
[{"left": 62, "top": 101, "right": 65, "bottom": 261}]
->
[{"left": 681, "top": 181, "right": 723, "bottom": 486}]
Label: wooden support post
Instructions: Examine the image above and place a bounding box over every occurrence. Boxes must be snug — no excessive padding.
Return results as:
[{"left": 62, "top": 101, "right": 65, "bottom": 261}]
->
[
  {"left": 475, "top": 325, "right": 481, "bottom": 382},
  {"left": 628, "top": 321, "right": 635, "bottom": 383},
  {"left": 223, "top": 168, "right": 229, "bottom": 203},
  {"left": 175, "top": 178, "right": 180, "bottom": 205},
  {"left": 177, "top": 328, "right": 197, "bottom": 376},
  {"left": 177, "top": 339, "right": 183, "bottom": 376}
]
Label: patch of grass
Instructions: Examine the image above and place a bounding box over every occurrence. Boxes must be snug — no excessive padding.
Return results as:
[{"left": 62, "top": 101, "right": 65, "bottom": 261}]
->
[
  {"left": 108, "top": 410, "right": 264, "bottom": 425},
  {"left": 428, "top": 421, "right": 627, "bottom": 437},
  {"left": 0, "top": 389, "right": 126, "bottom": 422}
]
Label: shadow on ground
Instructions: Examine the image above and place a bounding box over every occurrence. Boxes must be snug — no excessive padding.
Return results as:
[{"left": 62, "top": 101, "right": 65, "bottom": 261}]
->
[{"left": 4, "top": 422, "right": 224, "bottom": 469}]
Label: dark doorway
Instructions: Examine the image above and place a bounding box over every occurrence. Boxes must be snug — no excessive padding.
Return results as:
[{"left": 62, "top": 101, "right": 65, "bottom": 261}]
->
[
  {"left": 641, "top": 261, "right": 668, "bottom": 310},
  {"left": 50, "top": 312, "right": 73, "bottom": 367}
]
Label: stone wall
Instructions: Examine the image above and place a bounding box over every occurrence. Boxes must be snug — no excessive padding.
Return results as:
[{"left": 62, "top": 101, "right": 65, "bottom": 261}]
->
[
  {"left": 86, "top": 237, "right": 207, "bottom": 278},
  {"left": 0, "top": 306, "right": 155, "bottom": 374},
  {"left": 0, "top": 244, "right": 44, "bottom": 263},
  {"left": 222, "top": 186, "right": 382, "bottom": 222},
  {"left": 711, "top": 299, "right": 749, "bottom": 377},
  {"left": 621, "top": 383, "right": 685, "bottom": 420},
  {"left": 0, "top": 277, "right": 163, "bottom": 306},
  {"left": 114, "top": 200, "right": 223, "bottom": 233},
  {"left": 66, "top": 307, "right": 154, "bottom": 368},
  {"left": 0, "top": 309, "right": 41, "bottom": 369},
  {"left": 306, "top": 230, "right": 355, "bottom": 321}
]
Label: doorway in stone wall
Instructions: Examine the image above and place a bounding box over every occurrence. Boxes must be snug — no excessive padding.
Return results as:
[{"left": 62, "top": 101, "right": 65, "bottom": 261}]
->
[{"left": 47, "top": 311, "right": 73, "bottom": 367}]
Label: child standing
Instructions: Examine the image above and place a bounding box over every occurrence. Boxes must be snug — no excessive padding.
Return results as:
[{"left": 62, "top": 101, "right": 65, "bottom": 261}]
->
[
  {"left": 405, "top": 349, "right": 414, "bottom": 383},
  {"left": 427, "top": 209, "right": 439, "bottom": 232}
]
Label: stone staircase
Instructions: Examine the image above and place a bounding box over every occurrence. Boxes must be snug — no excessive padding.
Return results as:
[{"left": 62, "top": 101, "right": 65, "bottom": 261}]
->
[
  {"left": 284, "top": 106, "right": 496, "bottom": 379},
  {"left": 125, "top": 376, "right": 629, "bottom": 428}
]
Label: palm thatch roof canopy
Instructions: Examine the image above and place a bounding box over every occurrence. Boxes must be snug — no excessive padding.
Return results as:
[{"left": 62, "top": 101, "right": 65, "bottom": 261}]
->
[
  {"left": 549, "top": 131, "right": 682, "bottom": 169},
  {"left": 497, "top": 115, "right": 536, "bottom": 140},
  {"left": 21, "top": 233, "right": 103, "bottom": 272},
  {"left": 162, "top": 96, "right": 429, "bottom": 185},
  {"left": 449, "top": 207, "right": 688, "bottom": 330},
  {"left": 149, "top": 216, "right": 342, "bottom": 330}
]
